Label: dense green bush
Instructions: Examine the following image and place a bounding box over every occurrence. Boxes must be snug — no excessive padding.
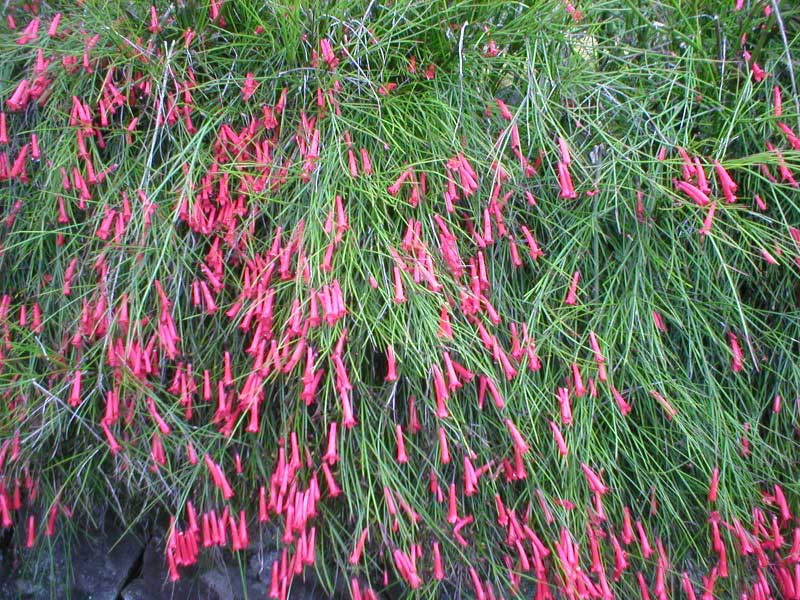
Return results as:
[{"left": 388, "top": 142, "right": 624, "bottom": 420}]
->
[{"left": 1, "top": 0, "right": 800, "bottom": 597}]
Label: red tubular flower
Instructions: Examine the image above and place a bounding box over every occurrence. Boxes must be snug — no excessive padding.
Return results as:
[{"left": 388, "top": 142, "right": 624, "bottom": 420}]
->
[
  {"left": 778, "top": 122, "right": 800, "bottom": 150},
  {"left": 610, "top": 533, "right": 629, "bottom": 581},
  {"left": 774, "top": 484, "right": 792, "bottom": 523},
  {"left": 101, "top": 422, "right": 122, "bottom": 454},
  {"left": 41, "top": 500, "right": 58, "bottom": 538},
  {"left": 385, "top": 345, "right": 398, "bottom": 381},
  {"left": 48, "top": 13, "right": 62, "bottom": 38},
  {"left": 321, "top": 463, "right": 341, "bottom": 498},
  {"left": 434, "top": 426, "right": 450, "bottom": 464},
  {"left": 323, "top": 422, "right": 339, "bottom": 465},
  {"left": 650, "top": 390, "right": 677, "bottom": 420},
  {"left": 693, "top": 158, "right": 710, "bottom": 194},
  {"left": 395, "top": 424, "right": 408, "bottom": 464},
  {"left": 446, "top": 482, "right": 459, "bottom": 524},
  {"left": 69, "top": 371, "right": 82, "bottom": 407},
  {"left": 564, "top": 270, "right": 580, "bottom": 305},
  {"left": 558, "top": 137, "right": 571, "bottom": 165},
  {"left": 681, "top": 572, "right": 698, "bottom": 600},
  {"left": 580, "top": 463, "right": 609, "bottom": 495},
  {"left": 558, "top": 387, "right": 573, "bottom": 425},
  {"left": 621, "top": 506, "right": 634, "bottom": 545},
  {"left": 432, "top": 364, "right": 449, "bottom": 418},
  {"left": 319, "top": 38, "right": 339, "bottom": 69},
  {"left": 611, "top": 386, "right": 632, "bottom": 416},
  {"left": 698, "top": 202, "right": 717, "bottom": 236},
  {"left": 146, "top": 397, "right": 171, "bottom": 435},
  {"left": 745, "top": 51, "right": 767, "bottom": 82},
  {"left": 463, "top": 456, "right": 478, "bottom": 495},
  {"left": 708, "top": 467, "right": 720, "bottom": 503},
  {"left": 339, "top": 387, "right": 356, "bottom": 429},
  {"left": 0, "top": 112, "right": 7, "bottom": 145},
  {"left": 674, "top": 179, "right": 710, "bottom": 207},
  {"left": 392, "top": 266, "right": 406, "bottom": 303},
  {"left": 636, "top": 520, "right": 653, "bottom": 558},
  {"left": 759, "top": 247, "right": 778, "bottom": 265},
  {"left": 495, "top": 98, "right": 513, "bottom": 120},
  {"left": 348, "top": 527, "right": 369, "bottom": 564},
  {"left": 728, "top": 332, "right": 744, "bottom": 372},
  {"left": 571, "top": 363, "right": 586, "bottom": 397},
  {"left": 549, "top": 420, "right": 568, "bottom": 456},
  {"left": 238, "top": 510, "right": 249, "bottom": 548},
  {"left": 148, "top": 5, "right": 161, "bottom": 34},
  {"left": 432, "top": 541, "right": 445, "bottom": 580},
  {"left": 505, "top": 419, "right": 529, "bottom": 454},
  {"left": 258, "top": 486, "right": 269, "bottom": 523},
  {"left": 387, "top": 169, "right": 411, "bottom": 196},
  {"left": 186, "top": 442, "right": 198, "bottom": 465},
  {"left": 469, "top": 567, "right": 486, "bottom": 600},
  {"left": 557, "top": 160, "right": 577, "bottom": 199},
  {"left": 26, "top": 514, "right": 35, "bottom": 548},
  {"left": 713, "top": 160, "right": 738, "bottom": 203},
  {"left": 652, "top": 310, "right": 668, "bottom": 333},
  {"left": 358, "top": 148, "right": 373, "bottom": 175},
  {"left": 6, "top": 79, "right": 31, "bottom": 112},
  {"left": 483, "top": 376, "right": 505, "bottom": 409},
  {"left": 588, "top": 331, "right": 605, "bottom": 363},
  {"left": 634, "top": 571, "right": 651, "bottom": 600},
  {"left": 241, "top": 72, "right": 259, "bottom": 101}
]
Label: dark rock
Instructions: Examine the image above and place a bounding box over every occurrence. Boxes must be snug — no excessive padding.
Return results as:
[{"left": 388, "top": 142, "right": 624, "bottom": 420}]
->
[
  {"left": 71, "top": 525, "right": 145, "bottom": 600},
  {"left": 201, "top": 565, "right": 267, "bottom": 600},
  {"left": 247, "top": 546, "right": 280, "bottom": 585},
  {"left": 0, "top": 513, "right": 145, "bottom": 600},
  {"left": 286, "top": 574, "right": 329, "bottom": 600},
  {"left": 120, "top": 536, "right": 211, "bottom": 600}
]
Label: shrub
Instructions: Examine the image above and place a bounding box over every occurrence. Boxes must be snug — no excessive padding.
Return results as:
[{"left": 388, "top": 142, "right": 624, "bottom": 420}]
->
[{"left": 1, "top": 0, "right": 800, "bottom": 598}]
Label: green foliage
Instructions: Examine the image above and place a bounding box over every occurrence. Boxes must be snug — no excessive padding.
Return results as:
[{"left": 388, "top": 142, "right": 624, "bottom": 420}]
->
[{"left": 1, "top": 0, "right": 799, "bottom": 597}]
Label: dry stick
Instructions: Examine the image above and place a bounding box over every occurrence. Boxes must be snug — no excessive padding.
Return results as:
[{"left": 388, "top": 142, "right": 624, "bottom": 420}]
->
[{"left": 771, "top": 0, "right": 800, "bottom": 132}]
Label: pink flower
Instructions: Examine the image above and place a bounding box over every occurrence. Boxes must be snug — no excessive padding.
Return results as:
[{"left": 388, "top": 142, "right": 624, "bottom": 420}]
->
[
  {"left": 69, "top": 371, "right": 82, "bottom": 407},
  {"left": 395, "top": 424, "right": 408, "bottom": 463},
  {"left": 348, "top": 527, "right": 369, "bottom": 564},
  {"left": 319, "top": 38, "right": 339, "bottom": 70},
  {"left": 564, "top": 271, "right": 580, "bottom": 305},
  {"left": 581, "top": 463, "right": 609, "bottom": 495},
  {"left": 392, "top": 266, "right": 407, "bottom": 303},
  {"left": 650, "top": 390, "right": 677, "bottom": 420},
  {"left": 759, "top": 247, "right": 778, "bottom": 265},
  {"left": 558, "top": 387, "right": 573, "bottom": 425},
  {"left": 713, "top": 160, "right": 738, "bottom": 203},
  {"left": 505, "top": 419, "right": 529, "bottom": 454},
  {"left": 674, "top": 179, "right": 710, "bottom": 207},
  {"left": 698, "top": 202, "right": 717, "bottom": 236},
  {"left": 520, "top": 225, "right": 544, "bottom": 261},
  {"left": 571, "top": 363, "right": 586, "bottom": 397},
  {"left": 728, "top": 332, "right": 744, "bottom": 372},
  {"left": 708, "top": 467, "right": 719, "bottom": 503},
  {"left": 495, "top": 98, "right": 513, "bottom": 120},
  {"left": 549, "top": 420, "right": 568, "bottom": 456},
  {"left": 557, "top": 161, "right": 577, "bottom": 199},
  {"left": 385, "top": 345, "right": 398, "bottom": 381},
  {"left": 611, "top": 386, "right": 632, "bottom": 416},
  {"left": 323, "top": 423, "right": 339, "bottom": 465},
  {"left": 241, "top": 72, "right": 259, "bottom": 101},
  {"left": 652, "top": 310, "right": 668, "bottom": 333}
]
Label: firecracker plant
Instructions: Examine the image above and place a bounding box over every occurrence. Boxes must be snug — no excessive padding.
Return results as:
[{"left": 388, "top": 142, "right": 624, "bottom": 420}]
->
[{"left": 2, "top": 0, "right": 800, "bottom": 598}]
